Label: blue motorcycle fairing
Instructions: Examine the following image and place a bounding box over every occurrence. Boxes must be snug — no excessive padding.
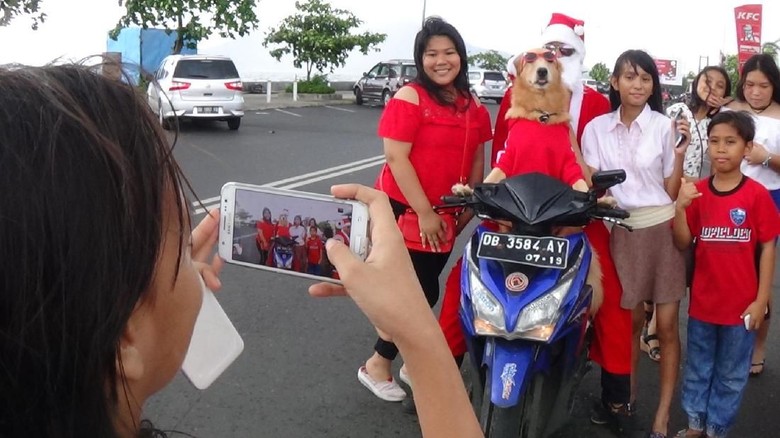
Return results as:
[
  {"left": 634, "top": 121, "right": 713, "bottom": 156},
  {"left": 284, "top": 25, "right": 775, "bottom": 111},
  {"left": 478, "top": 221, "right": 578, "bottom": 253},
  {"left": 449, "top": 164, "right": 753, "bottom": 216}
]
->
[
  {"left": 484, "top": 337, "right": 536, "bottom": 408},
  {"left": 467, "top": 224, "right": 591, "bottom": 339}
]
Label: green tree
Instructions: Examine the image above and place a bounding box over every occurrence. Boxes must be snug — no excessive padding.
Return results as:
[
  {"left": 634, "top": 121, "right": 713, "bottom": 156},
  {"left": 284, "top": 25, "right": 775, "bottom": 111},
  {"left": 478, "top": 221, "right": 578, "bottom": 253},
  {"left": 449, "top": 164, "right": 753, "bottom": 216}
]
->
[
  {"left": 468, "top": 50, "right": 509, "bottom": 71},
  {"left": 723, "top": 53, "right": 739, "bottom": 97},
  {"left": 763, "top": 38, "right": 779, "bottom": 59},
  {"left": 588, "top": 62, "right": 610, "bottom": 82},
  {"left": 110, "top": 0, "right": 259, "bottom": 54},
  {"left": 0, "top": 0, "right": 45, "bottom": 29},
  {"left": 263, "top": 0, "right": 386, "bottom": 81}
]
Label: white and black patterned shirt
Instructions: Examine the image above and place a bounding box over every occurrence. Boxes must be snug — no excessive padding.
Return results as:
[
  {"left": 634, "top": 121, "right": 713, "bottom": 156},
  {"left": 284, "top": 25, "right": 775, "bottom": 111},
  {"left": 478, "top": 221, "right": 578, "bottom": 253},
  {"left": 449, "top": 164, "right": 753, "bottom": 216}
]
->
[{"left": 666, "top": 102, "right": 712, "bottom": 179}]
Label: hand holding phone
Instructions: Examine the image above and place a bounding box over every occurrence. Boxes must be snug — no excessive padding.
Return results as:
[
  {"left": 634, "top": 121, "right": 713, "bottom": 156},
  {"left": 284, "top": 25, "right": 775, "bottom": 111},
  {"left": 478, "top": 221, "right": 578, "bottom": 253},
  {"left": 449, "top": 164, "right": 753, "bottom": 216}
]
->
[
  {"left": 218, "top": 183, "right": 370, "bottom": 283},
  {"left": 670, "top": 107, "right": 687, "bottom": 148}
]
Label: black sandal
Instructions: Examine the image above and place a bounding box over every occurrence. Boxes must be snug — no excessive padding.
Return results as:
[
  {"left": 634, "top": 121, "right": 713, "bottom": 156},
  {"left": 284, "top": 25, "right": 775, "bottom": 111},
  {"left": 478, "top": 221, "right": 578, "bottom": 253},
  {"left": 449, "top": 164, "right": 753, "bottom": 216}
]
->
[{"left": 641, "top": 332, "right": 661, "bottom": 362}]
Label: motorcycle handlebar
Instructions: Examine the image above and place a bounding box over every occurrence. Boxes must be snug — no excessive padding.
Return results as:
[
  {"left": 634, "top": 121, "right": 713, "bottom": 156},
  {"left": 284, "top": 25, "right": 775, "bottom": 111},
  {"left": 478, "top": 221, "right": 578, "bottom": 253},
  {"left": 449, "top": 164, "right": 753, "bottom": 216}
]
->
[
  {"left": 440, "top": 195, "right": 469, "bottom": 205},
  {"left": 592, "top": 206, "right": 630, "bottom": 220}
]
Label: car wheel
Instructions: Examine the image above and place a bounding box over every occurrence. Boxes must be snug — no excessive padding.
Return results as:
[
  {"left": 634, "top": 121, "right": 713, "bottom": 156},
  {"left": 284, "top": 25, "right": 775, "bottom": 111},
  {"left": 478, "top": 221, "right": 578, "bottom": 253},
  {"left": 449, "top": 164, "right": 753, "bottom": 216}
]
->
[
  {"left": 227, "top": 117, "right": 241, "bottom": 131},
  {"left": 493, "top": 97, "right": 503, "bottom": 104},
  {"left": 382, "top": 90, "right": 391, "bottom": 106},
  {"left": 158, "top": 100, "right": 171, "bottom": 130},
  {"left": 355, "top": 87, "right": 364, "bottom": 105}
]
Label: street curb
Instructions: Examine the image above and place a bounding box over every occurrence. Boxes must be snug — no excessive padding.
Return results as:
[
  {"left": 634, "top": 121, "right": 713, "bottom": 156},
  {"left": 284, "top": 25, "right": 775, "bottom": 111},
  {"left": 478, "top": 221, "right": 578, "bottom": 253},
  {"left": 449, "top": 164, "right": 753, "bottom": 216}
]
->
[{"left": 243, "top": 92, "right": 356, "bottom": 111}]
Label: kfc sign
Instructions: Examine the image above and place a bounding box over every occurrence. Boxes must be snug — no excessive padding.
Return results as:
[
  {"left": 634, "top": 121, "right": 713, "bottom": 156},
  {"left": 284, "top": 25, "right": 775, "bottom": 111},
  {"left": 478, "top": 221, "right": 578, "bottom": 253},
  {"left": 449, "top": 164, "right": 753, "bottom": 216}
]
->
[{"left": 734, "top": 4, "right": 763, "bottom": 72}]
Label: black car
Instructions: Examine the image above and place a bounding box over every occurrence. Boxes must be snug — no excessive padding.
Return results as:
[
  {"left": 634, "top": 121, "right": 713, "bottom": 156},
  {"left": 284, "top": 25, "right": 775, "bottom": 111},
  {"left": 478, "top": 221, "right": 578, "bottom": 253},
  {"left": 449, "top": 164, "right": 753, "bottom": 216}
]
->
[{"left": 353, "top": 59, "right": 417, "bottom": 106}]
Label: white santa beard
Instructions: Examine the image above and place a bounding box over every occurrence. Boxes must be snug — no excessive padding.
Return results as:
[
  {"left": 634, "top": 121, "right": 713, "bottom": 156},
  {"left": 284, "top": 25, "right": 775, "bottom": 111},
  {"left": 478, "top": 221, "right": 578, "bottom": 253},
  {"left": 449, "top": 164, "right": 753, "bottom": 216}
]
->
[{"left": 559, "top": 54, "right": 585, "bottom": 91}]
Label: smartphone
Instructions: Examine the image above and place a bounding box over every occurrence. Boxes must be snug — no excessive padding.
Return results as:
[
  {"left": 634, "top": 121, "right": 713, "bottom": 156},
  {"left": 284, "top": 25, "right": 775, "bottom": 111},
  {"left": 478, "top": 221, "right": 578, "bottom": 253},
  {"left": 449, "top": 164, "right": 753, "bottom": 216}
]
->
[
  {"left": 218, "top": 182, "right": 370, "bottom": 283},
  {"left": 181, "top": 277, "right": 245, "bottom": 390},
  {"left": 671, "top": 107, "right": 686, "bottom": 147}
]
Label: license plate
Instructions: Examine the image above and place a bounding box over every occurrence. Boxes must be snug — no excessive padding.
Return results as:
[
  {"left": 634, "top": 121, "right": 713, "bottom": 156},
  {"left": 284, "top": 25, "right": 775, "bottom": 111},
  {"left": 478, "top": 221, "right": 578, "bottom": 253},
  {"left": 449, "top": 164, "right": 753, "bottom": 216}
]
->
[
  {"left": 476, "top": 232, "right": 569, "bottom": 269},
  {"left": 197, "top": 106, "right": 219, "bottom": 114}
]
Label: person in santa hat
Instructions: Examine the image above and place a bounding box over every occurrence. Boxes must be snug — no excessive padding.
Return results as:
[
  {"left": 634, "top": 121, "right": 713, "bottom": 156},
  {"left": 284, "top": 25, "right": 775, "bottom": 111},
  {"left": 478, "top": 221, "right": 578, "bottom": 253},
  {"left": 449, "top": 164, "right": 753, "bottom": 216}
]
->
[{"left": 437, "top": 12, "right": 635, "bottom": 435}]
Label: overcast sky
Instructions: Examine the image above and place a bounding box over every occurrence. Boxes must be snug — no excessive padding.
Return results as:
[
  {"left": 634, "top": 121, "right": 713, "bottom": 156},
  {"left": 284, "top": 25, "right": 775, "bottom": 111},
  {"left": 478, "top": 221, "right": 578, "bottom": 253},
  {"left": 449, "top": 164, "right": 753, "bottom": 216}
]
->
[{"left": 0, "top": 0, "right": 777, "bottom": 81}]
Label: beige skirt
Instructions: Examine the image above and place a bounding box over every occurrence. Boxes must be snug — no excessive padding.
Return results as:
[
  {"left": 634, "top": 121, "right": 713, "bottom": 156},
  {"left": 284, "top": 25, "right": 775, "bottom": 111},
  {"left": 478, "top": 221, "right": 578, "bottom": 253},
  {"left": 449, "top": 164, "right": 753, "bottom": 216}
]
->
[{"left": 610, "top": 220, "right": 686, "bottom": 309}]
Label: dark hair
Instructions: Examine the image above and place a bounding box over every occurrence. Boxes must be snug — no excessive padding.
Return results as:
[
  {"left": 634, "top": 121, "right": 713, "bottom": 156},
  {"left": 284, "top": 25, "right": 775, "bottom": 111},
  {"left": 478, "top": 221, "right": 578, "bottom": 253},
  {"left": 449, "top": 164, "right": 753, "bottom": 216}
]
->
[
  {"left": 0, "top": 63, "right": 189, "bottom": 436},
  {"left": 736, "top": 53, "right": 780, "bottom": 104},
  {"left": 689, "top": 66, "right": 732, "bottom": 115},
  {"left": 413, "top": 16, "right": 471, "bottom": 109},
  {"left": 608, "top": 49, "right": 664, "bottom": 113},
  {"left": 707, "top": 110, "right": 755, "bottom": 142},
  {"left": 262, "top": 207, "right": 272, "bottom": 221}
]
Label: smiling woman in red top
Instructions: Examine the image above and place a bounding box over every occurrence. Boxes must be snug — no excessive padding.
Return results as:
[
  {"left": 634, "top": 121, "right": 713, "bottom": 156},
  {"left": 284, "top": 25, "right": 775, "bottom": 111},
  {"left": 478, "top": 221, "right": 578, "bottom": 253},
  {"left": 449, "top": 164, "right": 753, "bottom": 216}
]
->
[{"left": 360, "top": 17, "right": 492, "bottom": 404}]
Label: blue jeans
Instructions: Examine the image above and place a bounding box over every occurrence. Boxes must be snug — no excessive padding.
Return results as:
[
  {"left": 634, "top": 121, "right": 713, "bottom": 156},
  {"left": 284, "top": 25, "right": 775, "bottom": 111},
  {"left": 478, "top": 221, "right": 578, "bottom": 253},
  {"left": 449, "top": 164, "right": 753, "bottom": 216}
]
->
[{"left": 681, "top": 317, "right": 755, "bottom": 438}]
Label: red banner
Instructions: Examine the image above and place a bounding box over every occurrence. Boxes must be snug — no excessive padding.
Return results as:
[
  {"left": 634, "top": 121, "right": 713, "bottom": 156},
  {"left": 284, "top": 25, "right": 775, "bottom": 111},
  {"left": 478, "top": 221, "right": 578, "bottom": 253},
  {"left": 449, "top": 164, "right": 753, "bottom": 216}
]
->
[{"left": 734, "top": 4, "right": 763, "bottom": 73}]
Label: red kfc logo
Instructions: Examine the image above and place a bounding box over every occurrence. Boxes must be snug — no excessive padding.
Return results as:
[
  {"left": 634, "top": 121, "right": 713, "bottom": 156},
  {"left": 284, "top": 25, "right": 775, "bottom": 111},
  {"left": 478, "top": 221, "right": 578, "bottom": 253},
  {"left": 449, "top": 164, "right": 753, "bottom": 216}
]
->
[{"left": 736, "top": 12, "right": 761, "bottom": 21}]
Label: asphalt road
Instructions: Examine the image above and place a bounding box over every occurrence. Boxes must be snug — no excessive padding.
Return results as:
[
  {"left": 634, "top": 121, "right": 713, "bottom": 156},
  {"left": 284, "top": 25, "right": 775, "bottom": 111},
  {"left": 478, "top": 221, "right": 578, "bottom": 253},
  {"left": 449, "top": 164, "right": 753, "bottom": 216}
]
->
[{"left": 145, "top": 102, "right": 780, "bottom": 438}]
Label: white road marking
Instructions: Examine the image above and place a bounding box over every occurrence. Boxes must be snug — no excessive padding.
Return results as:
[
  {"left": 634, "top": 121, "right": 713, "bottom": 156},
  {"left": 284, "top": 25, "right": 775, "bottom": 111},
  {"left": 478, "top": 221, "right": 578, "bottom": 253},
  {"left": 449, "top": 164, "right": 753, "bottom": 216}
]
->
[
  {"left": 274, "top": 108, "right": 302, "bottom": 117},
  {"left": 192, "top": 155, "right": 386, "bottom": 214},
  {"left": 325, "top": 105, "right": 355, "bottom": 113}
]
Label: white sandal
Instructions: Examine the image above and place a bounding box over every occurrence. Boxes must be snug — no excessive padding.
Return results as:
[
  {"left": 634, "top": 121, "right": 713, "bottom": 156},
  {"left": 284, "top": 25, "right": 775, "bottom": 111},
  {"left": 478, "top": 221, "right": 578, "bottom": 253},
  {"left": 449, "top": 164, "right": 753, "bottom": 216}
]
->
[{"left": 357, "top": 366, "right": 406, "bottom": 402}]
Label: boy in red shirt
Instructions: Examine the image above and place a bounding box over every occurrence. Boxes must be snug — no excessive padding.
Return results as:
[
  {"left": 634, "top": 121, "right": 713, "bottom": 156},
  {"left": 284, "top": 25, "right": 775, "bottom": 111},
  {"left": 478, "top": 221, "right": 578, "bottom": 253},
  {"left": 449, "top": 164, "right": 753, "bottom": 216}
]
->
[
  {"left": 673, "top": 111, "right": 780, "bottom": 438},
  {"left": 305, "top": 225, "right": 324, "bottom": 276}
]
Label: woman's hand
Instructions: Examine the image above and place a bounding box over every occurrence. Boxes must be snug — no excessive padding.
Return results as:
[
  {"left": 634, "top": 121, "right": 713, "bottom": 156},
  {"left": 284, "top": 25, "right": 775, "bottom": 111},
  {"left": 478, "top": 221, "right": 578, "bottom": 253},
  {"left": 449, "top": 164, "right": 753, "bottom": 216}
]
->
[
  {"left": 192, "top": 208, "right": 224, "bottom": 291},
  {"left": 744, "top": 141, "right": 769, "bottom": 166},
  {"left": 418, "top": 209, "right": 446, "bottom": 252},
  {"left": 308, "top": 185, "right": 430, "bottom": 340}
]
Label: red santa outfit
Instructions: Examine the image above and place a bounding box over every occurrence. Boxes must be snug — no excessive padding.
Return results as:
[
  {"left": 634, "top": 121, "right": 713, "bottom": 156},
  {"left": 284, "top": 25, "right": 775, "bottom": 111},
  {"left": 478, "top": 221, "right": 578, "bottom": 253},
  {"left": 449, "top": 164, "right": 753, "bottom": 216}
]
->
[{"left": 438, "top": 14, "right": 631, "bottom": 380}]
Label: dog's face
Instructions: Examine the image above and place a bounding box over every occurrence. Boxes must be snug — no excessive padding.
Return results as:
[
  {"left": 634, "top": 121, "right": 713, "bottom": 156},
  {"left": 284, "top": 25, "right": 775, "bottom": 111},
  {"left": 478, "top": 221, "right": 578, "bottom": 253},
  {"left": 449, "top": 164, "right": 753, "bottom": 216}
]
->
[{"left": 514, "top": 49, "right": 562, "bottom": 90}]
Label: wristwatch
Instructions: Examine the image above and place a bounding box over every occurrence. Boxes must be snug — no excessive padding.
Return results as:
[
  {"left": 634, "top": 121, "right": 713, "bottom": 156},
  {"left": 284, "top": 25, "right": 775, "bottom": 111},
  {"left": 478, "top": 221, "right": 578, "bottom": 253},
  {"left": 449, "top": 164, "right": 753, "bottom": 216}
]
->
[{"left": 762, "top": 153, "right": 772, "bottom": 168}]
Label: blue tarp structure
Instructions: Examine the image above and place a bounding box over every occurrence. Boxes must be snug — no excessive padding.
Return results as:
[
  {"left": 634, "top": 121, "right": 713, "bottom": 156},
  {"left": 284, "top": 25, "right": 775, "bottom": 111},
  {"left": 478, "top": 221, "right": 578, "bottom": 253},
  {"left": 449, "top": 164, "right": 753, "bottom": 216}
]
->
[{"left": 106, "top": 28, "right": 197, "bottom": 85}]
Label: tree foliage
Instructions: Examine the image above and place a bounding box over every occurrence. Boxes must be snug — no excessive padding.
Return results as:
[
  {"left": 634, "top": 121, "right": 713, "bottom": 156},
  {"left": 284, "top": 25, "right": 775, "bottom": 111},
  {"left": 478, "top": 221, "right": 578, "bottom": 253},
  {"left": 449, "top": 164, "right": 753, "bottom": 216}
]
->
[
  {"left": 0, "top": 0, "right": 45, "bottom": 29},
  {"left": 110, "top": 0, "right": 259, "bottom": 54},
  {"left": 763, "top": 39, "right": 779, "bottom": 59},
  {"left": 263, "top": 0, "right": 386, "bottom": 81},
  {"left": 723, "top": 53, "right": 740, "bottom": 97},
  {"left": 588, "top": 62, "right": 610, "bottom": 82},
  {"left": 468, "top": 50, "right": 509, "bottom": 72}
]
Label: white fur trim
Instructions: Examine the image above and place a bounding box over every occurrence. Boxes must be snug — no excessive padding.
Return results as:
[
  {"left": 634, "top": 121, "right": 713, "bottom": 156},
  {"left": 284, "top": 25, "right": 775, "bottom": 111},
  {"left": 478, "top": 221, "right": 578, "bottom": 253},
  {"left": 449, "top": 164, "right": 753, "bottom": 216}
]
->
[
  {"left": 573, "top": 24, "right": 584, "bottom": 36},
  {"left": 541, "top": 23, "right": 585, "bottom": 56},
  {"left": 506, "top": 53, "right": 521, "bottom": 76}
]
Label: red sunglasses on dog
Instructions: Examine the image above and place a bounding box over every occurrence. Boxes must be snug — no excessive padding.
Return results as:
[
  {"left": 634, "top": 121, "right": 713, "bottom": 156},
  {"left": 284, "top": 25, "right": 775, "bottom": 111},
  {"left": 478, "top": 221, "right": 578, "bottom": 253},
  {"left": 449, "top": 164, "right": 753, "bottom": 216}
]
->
[
  {"left": 543, "top": 43, "right": 576, "bottom": 58},
  {"left": 523, "top": 51, "right": 556, "bottom": 63}
]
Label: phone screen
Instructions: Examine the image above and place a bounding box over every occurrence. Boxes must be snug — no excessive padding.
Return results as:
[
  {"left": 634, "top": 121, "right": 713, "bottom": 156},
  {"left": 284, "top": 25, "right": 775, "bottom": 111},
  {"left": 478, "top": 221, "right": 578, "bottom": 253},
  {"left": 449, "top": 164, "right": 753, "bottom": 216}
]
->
[{"left": 223, "top": 186, "right": 367, "bottom": 282}]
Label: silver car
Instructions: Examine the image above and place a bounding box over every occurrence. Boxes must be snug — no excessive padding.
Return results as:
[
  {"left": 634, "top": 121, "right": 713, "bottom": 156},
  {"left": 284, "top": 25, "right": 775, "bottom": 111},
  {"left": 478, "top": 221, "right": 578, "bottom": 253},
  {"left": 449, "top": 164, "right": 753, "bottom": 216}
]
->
[
  {"left": 148, "top": 55, "right": 245, "bottom": 131},
  {"left": 468, "top": 69, "right": 508, "bottom": 103}
]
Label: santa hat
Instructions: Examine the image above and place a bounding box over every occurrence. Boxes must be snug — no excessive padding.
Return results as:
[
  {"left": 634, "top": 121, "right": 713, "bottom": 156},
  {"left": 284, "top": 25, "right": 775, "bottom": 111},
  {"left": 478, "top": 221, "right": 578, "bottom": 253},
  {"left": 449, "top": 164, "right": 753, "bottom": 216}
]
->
[
  {"left": 506, "top": 13, "right": 585, "bottom": 77},
  {"left": 540, "top": 13, "right": 585, "bottom": 57}
]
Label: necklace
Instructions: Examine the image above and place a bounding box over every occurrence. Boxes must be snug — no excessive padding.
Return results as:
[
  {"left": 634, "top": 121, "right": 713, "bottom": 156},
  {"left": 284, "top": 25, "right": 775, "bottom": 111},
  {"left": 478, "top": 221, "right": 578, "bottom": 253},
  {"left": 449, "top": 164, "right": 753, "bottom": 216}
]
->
[{"left": 748, "top": 102, "right": 772, "bottom": 114}]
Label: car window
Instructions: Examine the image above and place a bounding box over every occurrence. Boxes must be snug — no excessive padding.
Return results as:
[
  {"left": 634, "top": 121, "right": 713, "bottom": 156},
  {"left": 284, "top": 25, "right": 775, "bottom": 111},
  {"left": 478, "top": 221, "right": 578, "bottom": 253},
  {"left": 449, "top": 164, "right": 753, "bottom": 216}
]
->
[
  {"left": 468, "top": 72, "right": 481, "bottom": 81},
  {"left": 376, "top": 65, "right": 390, "bottom": 77},
  {"left": 368, "top": 64, "right": 382, "bottom": 76},
  {"left": 484, "top": 72, "right": 505, "bottom": 82},
  {"left": 173, "top": 59, "right": 239, "bottom": 79},
  {"left": 402, "top": 65, "right": 417, "bottom": 77}
]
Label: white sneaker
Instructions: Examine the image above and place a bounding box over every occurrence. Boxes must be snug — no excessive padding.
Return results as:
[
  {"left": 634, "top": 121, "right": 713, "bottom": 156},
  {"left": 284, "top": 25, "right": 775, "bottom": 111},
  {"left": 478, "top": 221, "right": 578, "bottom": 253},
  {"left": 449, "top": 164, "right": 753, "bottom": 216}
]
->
[
  {"left": 357, "top": 366, "right": 407, "bottom": 402},
  {"left": 398, "top": 365, "right": 412, "bottom": 388}
]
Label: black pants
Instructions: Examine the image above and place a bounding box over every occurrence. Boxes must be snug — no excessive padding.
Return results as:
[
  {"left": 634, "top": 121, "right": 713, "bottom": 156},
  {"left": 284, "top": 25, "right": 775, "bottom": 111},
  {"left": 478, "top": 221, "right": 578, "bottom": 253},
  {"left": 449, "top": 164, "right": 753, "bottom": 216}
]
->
[
  {"left": 601, "top": 368, "right": 631, "bottom": 405},
  {"left": 374, "top": 199, "right": 452, "bottom": 360}
]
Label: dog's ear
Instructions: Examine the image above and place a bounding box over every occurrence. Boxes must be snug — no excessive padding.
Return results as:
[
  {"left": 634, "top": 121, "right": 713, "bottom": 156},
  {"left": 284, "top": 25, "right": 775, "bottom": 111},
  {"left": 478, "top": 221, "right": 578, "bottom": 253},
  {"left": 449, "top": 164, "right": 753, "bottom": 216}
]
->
[{"left": 514, "top": 53, "right": 526, "bottom": 75}]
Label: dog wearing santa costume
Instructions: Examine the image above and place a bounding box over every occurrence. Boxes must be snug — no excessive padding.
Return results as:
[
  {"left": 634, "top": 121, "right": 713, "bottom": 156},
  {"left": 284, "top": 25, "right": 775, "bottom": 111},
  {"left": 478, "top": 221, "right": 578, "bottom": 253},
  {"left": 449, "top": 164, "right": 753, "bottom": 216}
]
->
[{"left": 438, "top": 15, "right": 631, "bottom": 399}]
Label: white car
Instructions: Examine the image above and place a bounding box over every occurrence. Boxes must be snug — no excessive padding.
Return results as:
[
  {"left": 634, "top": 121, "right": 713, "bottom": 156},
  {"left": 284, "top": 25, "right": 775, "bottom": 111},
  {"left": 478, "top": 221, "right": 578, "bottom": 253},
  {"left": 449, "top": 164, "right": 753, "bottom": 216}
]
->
[
  {"left": 148, "top": 55, "right": 245, "bottom": 131},
  {"left": 468, "top": 69, "right": 508, "bottom": 103}
]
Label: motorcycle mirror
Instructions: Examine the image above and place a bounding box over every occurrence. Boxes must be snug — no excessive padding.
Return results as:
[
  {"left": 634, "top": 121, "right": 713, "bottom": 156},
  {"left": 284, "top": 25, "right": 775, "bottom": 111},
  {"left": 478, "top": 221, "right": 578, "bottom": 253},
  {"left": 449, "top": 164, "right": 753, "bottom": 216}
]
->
[{"left": 591, "top": 169, "right": 626, "bottom": 197}]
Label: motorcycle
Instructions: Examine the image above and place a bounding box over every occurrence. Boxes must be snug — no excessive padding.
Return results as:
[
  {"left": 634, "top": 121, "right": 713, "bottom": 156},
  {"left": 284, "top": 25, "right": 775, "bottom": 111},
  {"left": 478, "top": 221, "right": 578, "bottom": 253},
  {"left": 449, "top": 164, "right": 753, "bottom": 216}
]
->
[
  {"left": 270, "top": 235, "right": 296, "bottom": 270},
  {"left": 440, "top": 170, "right": 631, "bottom": 438}
]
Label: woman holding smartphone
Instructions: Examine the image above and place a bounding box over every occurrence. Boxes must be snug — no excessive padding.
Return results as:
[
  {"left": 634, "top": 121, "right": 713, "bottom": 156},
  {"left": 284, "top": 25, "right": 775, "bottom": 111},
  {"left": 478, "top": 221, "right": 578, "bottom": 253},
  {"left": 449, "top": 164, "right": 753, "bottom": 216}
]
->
[
  {"left": 362, "top": 17, "right": 492, "bottom": 402},
  {"left": 0, "top": 62, "right": 483, "bottom": 438}
]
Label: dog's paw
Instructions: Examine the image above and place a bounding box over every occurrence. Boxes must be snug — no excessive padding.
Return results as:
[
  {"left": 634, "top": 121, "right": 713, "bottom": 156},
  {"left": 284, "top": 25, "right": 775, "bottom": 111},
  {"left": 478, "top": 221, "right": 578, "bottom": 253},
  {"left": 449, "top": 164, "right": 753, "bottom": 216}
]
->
[
  {"left": 597, "top": 196, "right": 617, "bottom": 208},
  {"left": 451, "top": 183, "right": 473, "bottom": 196}
]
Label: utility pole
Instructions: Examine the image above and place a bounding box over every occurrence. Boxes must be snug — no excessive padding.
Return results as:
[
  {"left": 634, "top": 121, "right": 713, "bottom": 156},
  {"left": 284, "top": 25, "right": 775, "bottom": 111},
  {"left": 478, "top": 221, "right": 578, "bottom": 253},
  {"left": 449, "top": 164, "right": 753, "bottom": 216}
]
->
[{"left": 421, "top": 0, "right": 426, "bottom": 27}]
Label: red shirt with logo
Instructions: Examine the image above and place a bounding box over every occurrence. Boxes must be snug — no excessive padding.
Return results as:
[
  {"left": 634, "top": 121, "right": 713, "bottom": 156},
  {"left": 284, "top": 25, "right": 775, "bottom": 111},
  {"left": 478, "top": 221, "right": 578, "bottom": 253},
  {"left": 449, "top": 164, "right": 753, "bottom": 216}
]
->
[
  {"left": 686, "top": 176, "right": 780, "bottom": 325},
  {"left": 375, "top": 83, "right": 493, "bottom": 207},
  {"left": 306, "top": 236, "right": 323, "bottom": 264},
  {"left": 495, "top": 118, "right": 583, "bottom": 186}
]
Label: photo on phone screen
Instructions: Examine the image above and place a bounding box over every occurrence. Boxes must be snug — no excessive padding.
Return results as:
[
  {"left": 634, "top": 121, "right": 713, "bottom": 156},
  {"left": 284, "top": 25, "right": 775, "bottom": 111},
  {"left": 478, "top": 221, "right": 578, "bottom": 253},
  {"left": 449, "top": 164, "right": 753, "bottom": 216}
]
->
[{"left": 218, "top": 183, "right": 369, "bottom": 283}]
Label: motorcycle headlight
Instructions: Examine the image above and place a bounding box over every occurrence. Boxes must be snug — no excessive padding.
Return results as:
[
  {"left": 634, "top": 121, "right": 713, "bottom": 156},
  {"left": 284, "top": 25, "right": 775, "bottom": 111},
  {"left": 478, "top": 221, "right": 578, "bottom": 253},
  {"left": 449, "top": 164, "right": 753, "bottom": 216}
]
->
[
  {"left": 468, "top": 264, "right": 507, "bottom": 336},
  {"left": 512, "top": 247, "right": 584, "bottom": 341}
]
